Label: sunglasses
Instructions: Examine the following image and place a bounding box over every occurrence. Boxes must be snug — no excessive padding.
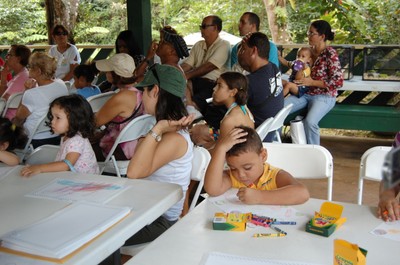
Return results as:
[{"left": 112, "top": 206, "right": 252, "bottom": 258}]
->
[
  {"left": 199, "top": 24, "right": 215, "bottom": 30},
  {"left": 55, "top": 31, "right": 68, "bottom": 36}
]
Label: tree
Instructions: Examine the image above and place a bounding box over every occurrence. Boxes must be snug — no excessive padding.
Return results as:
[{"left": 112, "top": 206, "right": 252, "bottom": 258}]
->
[{"left": 44, "top": 0, "right": 80, "bottom": 44}]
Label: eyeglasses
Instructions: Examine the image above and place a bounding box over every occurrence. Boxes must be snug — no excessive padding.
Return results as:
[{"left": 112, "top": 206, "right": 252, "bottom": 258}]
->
[
  {"left": 199, "top": 24, "right": 215, "bottom": 30},
  {"left": 307, "top": 31, "right": 319, "bottom": 37},
  {"left": 55, "top": 31, "right": 68, "bottom": 36}
]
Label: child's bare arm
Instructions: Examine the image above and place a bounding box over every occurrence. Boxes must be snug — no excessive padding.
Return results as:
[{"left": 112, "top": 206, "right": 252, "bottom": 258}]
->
[
  {"left": 204, "top": 128, "right": 247, "bottom": 196},
  {"left": 20, "top": 152, "right": 80, "bottom": 177},
  {"left": 237, "top": 170, "right": 309, "bottom": 205},
  {"left": 0, "top": 150, "right": 20, "bottom": 166}
]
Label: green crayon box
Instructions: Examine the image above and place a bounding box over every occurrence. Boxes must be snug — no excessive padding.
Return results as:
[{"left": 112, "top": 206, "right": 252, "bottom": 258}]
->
[{"left": 213, "top": 212, "right": 251, "bottom": 231}]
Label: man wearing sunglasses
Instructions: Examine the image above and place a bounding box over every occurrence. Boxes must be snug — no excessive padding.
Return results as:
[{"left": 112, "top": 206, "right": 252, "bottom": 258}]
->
[{"left": 181, "top": 15, "right": 230, "bottom": 128}]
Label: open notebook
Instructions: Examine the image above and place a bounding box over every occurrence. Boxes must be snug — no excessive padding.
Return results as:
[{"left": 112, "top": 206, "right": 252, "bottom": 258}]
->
[{"left": 0, "top": 202, "right": 130, "bottom": 262}]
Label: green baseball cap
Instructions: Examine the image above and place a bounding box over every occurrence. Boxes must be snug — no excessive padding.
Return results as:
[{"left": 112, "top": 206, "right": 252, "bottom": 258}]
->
[{"left": 136, "top": 64, "right": 186, "bottom": 98}]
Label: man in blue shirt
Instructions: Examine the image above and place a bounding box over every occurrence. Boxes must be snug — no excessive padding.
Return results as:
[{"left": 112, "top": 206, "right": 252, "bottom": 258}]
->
[{"left": 231, "top": 12, "right": 279, "bottom": 69}]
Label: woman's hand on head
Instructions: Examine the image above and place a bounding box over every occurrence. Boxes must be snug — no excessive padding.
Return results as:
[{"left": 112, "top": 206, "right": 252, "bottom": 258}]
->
[
  {"left": 20, "top": 165, "right": 42, "bottom": 177},
  {"left": 152, "top": 114, "right": 195, "bottom": 135}
]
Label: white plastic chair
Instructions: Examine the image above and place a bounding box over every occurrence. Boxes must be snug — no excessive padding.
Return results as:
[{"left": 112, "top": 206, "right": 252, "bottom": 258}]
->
[
  {"left": 188, "top": 145, "right": 211, "bottom": 212},
  {"left": 267, "top": 103, "right": 293, "bottom": 142},
  {"left": 2, "top": 92, "right": 23, "bottom": 117},
  {"left": 263, "top": 142, "right": 334, "bottom": 201},
  {"left": 16, "top": 114, "right": 53, "bottom": 161},
  {"left": 87, "top": 91, "right": 115, "bottom": 113},
  {"left": 0, "top": 98, "right": 6, "bottom": 116},
  {"left": 256, "top": 117, "right": 274, "bottom": 141},
  {"left": 99, "top": 114, "right": 156, "bottom": 177},
  {"left": 24, "top": 145, "right": 60, "bottom": 165},
  {"left": 120, "top": 145, "right": 211, "bottom": 257},
  {"left": 357, "top": 146, "right": 392, "bottom": 205}
]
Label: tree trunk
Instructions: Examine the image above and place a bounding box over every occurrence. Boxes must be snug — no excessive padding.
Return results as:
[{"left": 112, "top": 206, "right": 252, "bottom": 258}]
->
[
  {"left": 45, "top": 0, "right": 79, "bottom": 45},
  {"left": 262, "top": 0, "right": 291, "bottom": 44}
]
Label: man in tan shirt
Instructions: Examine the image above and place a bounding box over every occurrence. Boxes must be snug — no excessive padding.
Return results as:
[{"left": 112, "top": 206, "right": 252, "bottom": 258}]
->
[{"left": 181, "top": 15, "right": 230, "bottom": 127}]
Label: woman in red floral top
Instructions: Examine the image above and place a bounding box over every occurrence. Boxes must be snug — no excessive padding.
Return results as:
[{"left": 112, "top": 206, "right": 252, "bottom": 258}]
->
[{"left": 284, "top": 20, "right": 343, "bottom": 145}]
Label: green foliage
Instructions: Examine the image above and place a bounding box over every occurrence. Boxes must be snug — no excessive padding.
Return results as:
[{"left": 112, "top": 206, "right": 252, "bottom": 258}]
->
[
  {"left": 0, "top": 0, "right": 398, "bottom": 46},
  {"left": 0, "top": 0, "right": 47, "bottom": 44}
]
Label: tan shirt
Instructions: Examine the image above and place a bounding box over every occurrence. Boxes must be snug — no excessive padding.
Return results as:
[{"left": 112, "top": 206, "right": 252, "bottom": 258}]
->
[{"left": 183, "top": 36, "right": 230, "bottom": 80}]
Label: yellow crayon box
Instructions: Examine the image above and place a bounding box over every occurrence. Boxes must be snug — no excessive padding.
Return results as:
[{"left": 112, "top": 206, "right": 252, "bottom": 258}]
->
[
  {"left": 334, "top": 239, "right": 367, "bottom": 265},
  {"left": 305, "top": 202, "right": 347, "bottom": 237},
  {"left": 212, "top": 212, "right": 251, "bottom": 231}
]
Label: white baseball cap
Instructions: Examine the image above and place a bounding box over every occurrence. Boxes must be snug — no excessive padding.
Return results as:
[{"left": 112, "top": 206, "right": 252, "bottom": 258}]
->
[{"left": 95, "top": 53, "right": 136, "bottom": 78}]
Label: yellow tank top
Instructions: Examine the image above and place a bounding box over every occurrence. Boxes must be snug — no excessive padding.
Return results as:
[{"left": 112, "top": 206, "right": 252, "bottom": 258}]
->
[{"left": 229, "top": 163, "right": 280, "bottom": 190}]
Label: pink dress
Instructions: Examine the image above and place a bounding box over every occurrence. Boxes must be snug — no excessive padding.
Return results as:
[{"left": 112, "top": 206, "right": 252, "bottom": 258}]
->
[
  {"left": 2, "top": 68, "right": 29, "bottom": 120},
  {"left": 99, "top": 87, "right": 143, "bottom": 159},
  {"left": 56, "top": 134, "right": 100, "bottom": 174}
]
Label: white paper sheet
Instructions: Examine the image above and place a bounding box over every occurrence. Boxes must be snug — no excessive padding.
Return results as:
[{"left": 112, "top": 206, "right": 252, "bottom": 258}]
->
[
  {"left": 1, "top": 202, "right": 131, "bottom": 259},
  {"left": 370, "top": 220, "right": 400, "bottom": 242},
  {"left": 199, "top": 252, "right": 326, "bottom": 265},
  {"left": 208, "top": 189, "right": 308, "bottom": 222},
  {"left": 25, "top": 178, "right": 129, "bottom": 204}
]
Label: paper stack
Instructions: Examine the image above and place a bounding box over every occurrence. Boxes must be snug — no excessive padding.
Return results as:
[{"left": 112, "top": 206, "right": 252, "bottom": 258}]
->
[{"left": 0, "top": 202, "right": 130, "bottom": 261}]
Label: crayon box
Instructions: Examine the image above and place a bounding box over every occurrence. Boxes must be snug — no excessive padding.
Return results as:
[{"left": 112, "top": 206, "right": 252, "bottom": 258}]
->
[
  {"left": 213, "top": 212, "right": 251, "bottom": 231},
  {"left": 305, "top": 202, "right": 346, "bottom": 237},
  {"left": 334, "top": 239, "right": 367, "bottom": 265}
]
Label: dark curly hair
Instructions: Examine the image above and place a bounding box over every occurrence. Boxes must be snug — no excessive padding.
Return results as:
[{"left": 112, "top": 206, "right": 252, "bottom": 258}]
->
[
  {"left": 0, "top": 118, "right": 28, "bottom": 150},
  {"left": 47, "top": 94, "right": 96, "bottom": 139}
]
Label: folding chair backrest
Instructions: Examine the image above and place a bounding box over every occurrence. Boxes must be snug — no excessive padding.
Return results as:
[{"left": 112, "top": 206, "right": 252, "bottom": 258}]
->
[
  {"left": 256, "top": 117, "right": 274, "bottom": 141},
  {"left": 357, "top": 146, "right": 391, "bottom": 204},
  {"left": 2, "top": 92, "right": 23, "bottom": 117},
  {"left": 87, "top": 91, "right": 115, "bottom": 113},
  {"left": 269, "top": 103, "right": 293, "bottom": 132},
  {"left": 189, "top": 146, "right": 211, "bottom": 212},
  {"left": 0, "top": 98, "right": 6, "bottom": 116},
  {"left": 263, "top": 142, "right": 333, "bottom": 200},
  {"left": 21, "top": 114, "right": 52, "bottom": 160},
  {"left": 24, "top": 145, "right": 60, "bottom": 165},
  {"left": 101, "top": 114, "right": 156, "bottom": 176}
]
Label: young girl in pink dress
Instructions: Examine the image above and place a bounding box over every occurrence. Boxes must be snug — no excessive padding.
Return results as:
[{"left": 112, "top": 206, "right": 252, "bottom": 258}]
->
[{"left": 20, "top": 94, "right": 99, "bottom": 176}]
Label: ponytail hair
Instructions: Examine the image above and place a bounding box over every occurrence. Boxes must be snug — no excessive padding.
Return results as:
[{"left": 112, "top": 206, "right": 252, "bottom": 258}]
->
[{"left": 311, "top": 20, "right": 335, "bottom": 41}]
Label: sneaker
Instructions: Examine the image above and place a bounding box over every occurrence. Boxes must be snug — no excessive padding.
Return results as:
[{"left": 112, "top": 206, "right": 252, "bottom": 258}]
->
[{"left": 186, "top": 105, "right": 203, "bottom": 120}]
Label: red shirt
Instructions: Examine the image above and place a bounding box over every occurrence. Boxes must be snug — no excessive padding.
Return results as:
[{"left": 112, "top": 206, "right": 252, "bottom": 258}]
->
[
  {"left": 307, "top": 46, "right": 344, "bottom": 97},
  {"left": 0, "top": 57, "right": 13, "bottom": 82}
]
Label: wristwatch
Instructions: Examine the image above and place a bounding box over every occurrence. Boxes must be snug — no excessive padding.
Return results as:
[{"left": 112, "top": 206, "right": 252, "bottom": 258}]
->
[{"left": 148, "top": 129, "right": 162, "bottom": 142}]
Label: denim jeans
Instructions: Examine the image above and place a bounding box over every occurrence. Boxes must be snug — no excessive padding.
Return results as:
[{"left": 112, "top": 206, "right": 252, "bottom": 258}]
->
[{"left": 284, "top": 94, "right": 336, "bottom": 145}]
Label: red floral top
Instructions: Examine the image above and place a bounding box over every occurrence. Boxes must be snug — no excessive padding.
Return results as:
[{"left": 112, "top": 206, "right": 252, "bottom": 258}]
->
[{"left": 307, "top": 46, "right": 343, "bottom": 97}]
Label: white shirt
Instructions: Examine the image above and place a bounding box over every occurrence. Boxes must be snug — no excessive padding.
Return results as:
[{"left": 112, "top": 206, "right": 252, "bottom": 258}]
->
[
  {"left": 22, "top": 79, "right": 69, "bottom": 139},
  {"left": 48, "top": 44, "right": 81, "bottom": 82}
]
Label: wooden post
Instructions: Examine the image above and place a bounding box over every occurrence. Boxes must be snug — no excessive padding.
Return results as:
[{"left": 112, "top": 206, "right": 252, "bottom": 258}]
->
[{"left": 127, "top": 0, "right": 152, "bottom": 55}]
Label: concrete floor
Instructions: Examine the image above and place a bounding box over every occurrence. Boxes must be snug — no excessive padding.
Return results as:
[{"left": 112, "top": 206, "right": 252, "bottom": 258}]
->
[{"left": 299, "top": 135, "right": 393, "bottom": 207}]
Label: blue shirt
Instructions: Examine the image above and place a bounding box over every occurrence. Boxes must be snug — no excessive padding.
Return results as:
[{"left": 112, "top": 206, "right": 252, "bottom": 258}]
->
[
  {"left": 76, "top": 85, "right": 101, "bottom": 99},
  {"left": 231, "top": 40, "right": 279, "bottom": 68}
]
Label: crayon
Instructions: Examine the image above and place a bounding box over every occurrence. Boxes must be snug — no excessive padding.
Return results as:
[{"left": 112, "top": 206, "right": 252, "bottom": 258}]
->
[
  {"left": 253, "top": 233, "right": 286, "bottom": 237},
  {"left": 272, "top": 221, "right": 296, "bottom": 225},
  {"left": 382, "top": 205, "right": 400, "bottom": 216},
  {"left": 270, "top": 225, "right": 287, "bottom": 235}
]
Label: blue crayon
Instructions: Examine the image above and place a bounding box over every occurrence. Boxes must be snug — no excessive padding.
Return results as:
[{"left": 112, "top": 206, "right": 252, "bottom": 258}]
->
[
  {"left": 272, "top": 221, "right": 296, "bottom": 225},
  {"left": 270, "top": 225, "right": 287, "bottom": 235}
]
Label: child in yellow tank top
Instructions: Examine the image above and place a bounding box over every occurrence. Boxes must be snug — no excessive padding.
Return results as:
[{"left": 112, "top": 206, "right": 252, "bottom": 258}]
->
[{"left": 204, "top": 126, "right": 310, "bottom": 205}]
